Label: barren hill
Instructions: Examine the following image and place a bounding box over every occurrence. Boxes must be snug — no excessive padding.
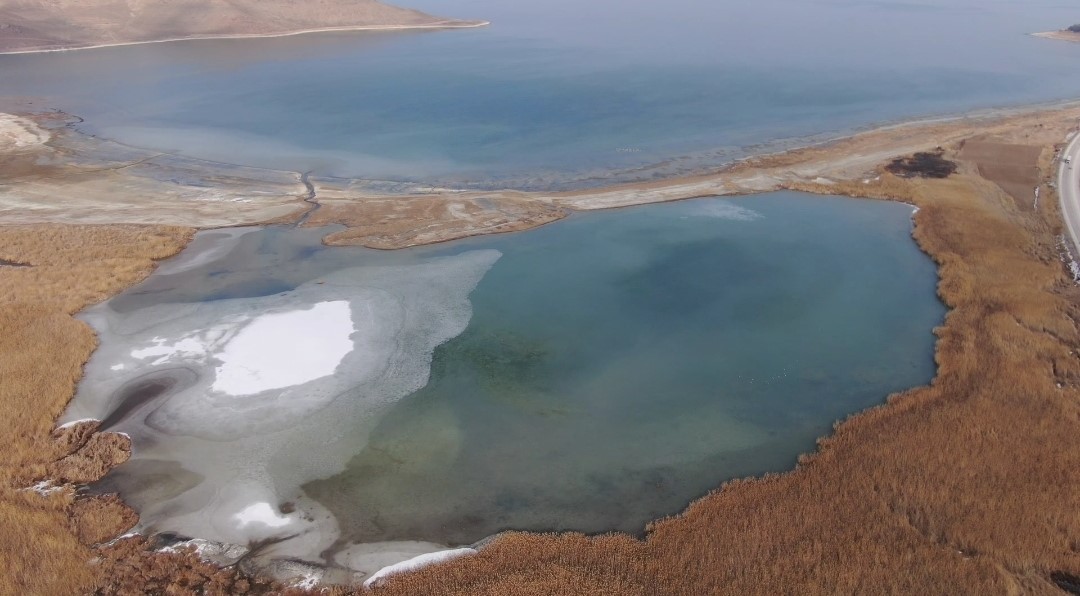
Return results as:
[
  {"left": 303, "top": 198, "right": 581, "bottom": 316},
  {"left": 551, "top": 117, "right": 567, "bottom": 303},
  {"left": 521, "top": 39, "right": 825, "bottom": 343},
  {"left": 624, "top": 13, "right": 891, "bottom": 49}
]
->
[{"left": 0, "top": 0, "right": 484, "bottom": 53}]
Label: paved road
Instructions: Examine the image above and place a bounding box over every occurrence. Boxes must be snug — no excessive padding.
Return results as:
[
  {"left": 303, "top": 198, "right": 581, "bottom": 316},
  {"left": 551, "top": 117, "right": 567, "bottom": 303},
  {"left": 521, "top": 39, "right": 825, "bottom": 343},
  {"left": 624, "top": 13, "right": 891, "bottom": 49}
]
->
[{"left": 1058, "top": 128, "right": 1080, "bottom": 254}]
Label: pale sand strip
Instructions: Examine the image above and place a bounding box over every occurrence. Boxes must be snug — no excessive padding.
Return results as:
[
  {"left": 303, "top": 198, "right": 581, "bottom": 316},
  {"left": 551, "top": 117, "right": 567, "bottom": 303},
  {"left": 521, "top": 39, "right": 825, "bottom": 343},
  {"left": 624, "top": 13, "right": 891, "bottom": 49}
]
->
[
  {"left": 1032, "top": 31, "right": 1080, "bottom": 44},
  {"left": 0, "top": 20, "right": 489, "bottom": 56}
]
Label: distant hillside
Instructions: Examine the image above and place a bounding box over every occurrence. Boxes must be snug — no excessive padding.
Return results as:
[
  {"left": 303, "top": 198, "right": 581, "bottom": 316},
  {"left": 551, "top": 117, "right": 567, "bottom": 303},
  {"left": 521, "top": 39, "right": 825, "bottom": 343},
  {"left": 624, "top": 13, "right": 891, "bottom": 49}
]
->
[{"left": 0, "top": 0, "right": 483, "bottom": 53}]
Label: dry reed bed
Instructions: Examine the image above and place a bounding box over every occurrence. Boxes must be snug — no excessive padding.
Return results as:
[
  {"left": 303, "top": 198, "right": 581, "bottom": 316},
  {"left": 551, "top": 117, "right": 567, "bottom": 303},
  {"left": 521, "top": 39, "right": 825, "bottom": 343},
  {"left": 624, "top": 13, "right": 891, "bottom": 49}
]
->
[
  {"left": 0, "top": 224, "right": 307, "bottom": 594},
  {"left": 0, "top": 224, "right": 212, "bottom": 595}
]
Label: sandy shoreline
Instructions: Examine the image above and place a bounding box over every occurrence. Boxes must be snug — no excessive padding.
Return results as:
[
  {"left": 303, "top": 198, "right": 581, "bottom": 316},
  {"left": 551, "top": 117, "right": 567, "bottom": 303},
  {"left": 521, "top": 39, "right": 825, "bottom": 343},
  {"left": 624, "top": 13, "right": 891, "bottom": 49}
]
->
[{"left": 0, "top": 20, "right": 490, "bottom": 56}]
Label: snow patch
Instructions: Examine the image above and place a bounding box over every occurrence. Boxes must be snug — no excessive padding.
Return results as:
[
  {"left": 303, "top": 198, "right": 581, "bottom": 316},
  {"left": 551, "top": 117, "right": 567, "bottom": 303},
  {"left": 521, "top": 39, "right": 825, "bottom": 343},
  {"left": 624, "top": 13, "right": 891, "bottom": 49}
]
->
[
  {"left": 233, "top": 502, "right": 293, "bottom": 530},
  {"left": 57, "top": 418, "right": 98, "bottom": 430},
  {"left": 1056, "top": 235, "right": 1080, "bottom": 284},
  {"left": 290, "top": 573, "right": 320, "bottom": 591},
  {"left": 364, "top": 548, "right": 477, "bottom": 588},
  {"left": 25, "top": 480, "right": 65, "bottom": 496}
]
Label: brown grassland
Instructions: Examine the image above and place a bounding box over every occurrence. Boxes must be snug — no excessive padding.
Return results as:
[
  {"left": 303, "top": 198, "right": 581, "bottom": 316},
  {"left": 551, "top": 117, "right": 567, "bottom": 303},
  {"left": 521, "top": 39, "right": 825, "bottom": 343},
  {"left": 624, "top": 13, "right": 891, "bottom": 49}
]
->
[
  {"left": 0, "top": 116, "right": 1079, "bottom": 594},
  {"left": 0, "top": 224, "right": 264, "bottom": 595}
]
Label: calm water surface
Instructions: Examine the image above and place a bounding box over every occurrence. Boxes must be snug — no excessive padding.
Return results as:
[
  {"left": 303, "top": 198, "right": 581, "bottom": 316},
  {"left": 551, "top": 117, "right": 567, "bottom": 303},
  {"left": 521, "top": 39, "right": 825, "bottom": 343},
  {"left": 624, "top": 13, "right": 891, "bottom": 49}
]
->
[
  {"left": 1, "top": 0, "right": 1078, "bottom": 187},
  {"left": 306, "top": 193, "right": 944, "bottom": 543}
]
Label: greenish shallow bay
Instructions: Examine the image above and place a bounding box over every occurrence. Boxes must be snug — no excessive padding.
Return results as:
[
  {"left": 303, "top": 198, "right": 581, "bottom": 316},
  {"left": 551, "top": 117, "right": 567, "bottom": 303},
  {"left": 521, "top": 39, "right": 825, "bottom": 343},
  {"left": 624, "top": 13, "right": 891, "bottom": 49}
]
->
[{"left": 304, "top": 193, "right": 944, "bottom": 545}]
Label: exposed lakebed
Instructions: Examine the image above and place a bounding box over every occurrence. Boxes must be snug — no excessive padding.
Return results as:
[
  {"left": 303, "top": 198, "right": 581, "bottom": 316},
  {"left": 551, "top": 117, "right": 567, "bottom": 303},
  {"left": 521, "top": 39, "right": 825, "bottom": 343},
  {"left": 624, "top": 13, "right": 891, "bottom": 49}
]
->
[{"left": 63, "top": 192, "right": 943, "bottom": 580}]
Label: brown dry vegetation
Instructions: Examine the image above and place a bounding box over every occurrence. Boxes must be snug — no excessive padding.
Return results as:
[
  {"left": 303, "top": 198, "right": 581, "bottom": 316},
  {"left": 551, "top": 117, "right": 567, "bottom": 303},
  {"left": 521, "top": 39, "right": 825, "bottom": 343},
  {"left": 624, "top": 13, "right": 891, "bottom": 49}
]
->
[
  {"left": 0, "top": 224, "right": 237, "bottom": 595},
  {"left": 960, "top": 140, "right": 1044, "bottom": 205},
  {"left": 0, "top": 224, "right": 296, "bottom": 595},
  {"left": 305, "top": 194, "right": 567, "bottom": 249}
]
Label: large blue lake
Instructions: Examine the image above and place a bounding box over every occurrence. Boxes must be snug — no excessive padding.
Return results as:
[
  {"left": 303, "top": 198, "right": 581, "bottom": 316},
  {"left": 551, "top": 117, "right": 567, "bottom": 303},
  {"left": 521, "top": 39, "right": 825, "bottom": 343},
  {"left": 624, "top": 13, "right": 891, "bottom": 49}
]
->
[{"left": 2, "top": 0, "right": 1079, "bottom": 188}]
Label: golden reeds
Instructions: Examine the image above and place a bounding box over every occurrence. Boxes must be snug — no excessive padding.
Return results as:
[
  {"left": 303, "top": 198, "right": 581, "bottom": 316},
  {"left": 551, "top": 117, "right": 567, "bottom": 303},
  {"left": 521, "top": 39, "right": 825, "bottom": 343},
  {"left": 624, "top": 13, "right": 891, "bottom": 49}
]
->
[{"left": 0, "top": 224, "right": 193, "bottom": 595}]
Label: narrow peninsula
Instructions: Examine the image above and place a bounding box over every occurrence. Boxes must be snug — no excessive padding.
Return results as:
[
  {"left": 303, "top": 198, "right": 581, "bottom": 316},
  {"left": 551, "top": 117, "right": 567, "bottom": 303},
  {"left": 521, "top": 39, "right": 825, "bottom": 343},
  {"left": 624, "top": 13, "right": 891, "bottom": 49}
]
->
[
  {"left": 1033, "top": 24, "right": 1080, "bottom": 43},
  {"left": 0, "top": 0, "right": 486, "bottom": 54}
]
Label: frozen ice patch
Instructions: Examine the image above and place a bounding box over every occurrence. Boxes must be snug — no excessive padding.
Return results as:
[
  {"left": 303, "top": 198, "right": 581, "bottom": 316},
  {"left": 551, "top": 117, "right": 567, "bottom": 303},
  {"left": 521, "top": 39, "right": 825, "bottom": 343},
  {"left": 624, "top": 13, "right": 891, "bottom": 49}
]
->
[
  {"left": 212, "top": 301, "right": 354, "bottom": 396},
  {"left": 692, "top": 201, "right": 763, "bottom": 221},
  {"left": 131, "top": 336, "right": 208, "bottom": 365}
]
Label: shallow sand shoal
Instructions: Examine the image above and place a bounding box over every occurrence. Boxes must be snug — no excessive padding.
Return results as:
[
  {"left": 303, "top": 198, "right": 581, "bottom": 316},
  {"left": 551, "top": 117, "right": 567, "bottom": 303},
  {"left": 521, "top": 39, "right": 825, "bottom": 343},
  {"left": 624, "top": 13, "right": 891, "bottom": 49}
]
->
[{"left": 1033, "top": 30, "right": 1080, "bottom": 44}]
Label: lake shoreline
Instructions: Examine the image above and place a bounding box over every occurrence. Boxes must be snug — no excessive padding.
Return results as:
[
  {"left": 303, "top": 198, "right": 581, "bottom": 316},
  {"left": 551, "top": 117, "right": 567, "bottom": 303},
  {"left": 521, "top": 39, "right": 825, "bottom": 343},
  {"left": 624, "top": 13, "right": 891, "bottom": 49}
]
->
[
  {"left": 5, "top": 98, "right": 1080, "bottom": 247},
  {"left": 2, "top": 97, "right": 1080, "bottom": 592}
]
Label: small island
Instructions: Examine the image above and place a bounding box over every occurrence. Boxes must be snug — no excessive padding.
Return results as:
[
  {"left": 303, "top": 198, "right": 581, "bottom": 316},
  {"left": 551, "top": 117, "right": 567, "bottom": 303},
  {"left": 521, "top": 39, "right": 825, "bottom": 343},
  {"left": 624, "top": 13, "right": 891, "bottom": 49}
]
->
[{"left": 1032, "top": 24, "right": 1080, "bottom": 43}]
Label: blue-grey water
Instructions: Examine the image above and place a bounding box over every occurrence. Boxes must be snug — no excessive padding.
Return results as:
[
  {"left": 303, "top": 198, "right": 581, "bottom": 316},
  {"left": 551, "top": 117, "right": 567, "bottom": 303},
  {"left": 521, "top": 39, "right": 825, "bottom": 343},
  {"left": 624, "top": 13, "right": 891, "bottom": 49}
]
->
[
  {"left": 68, "top": 194, "right": 944, "bottom": 559},
  {"left": 2, "top": 0, "right": 1079, "bottom": 188},
  {"left": 305, "top": 194, "right": 944, "bottom": 544}
]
